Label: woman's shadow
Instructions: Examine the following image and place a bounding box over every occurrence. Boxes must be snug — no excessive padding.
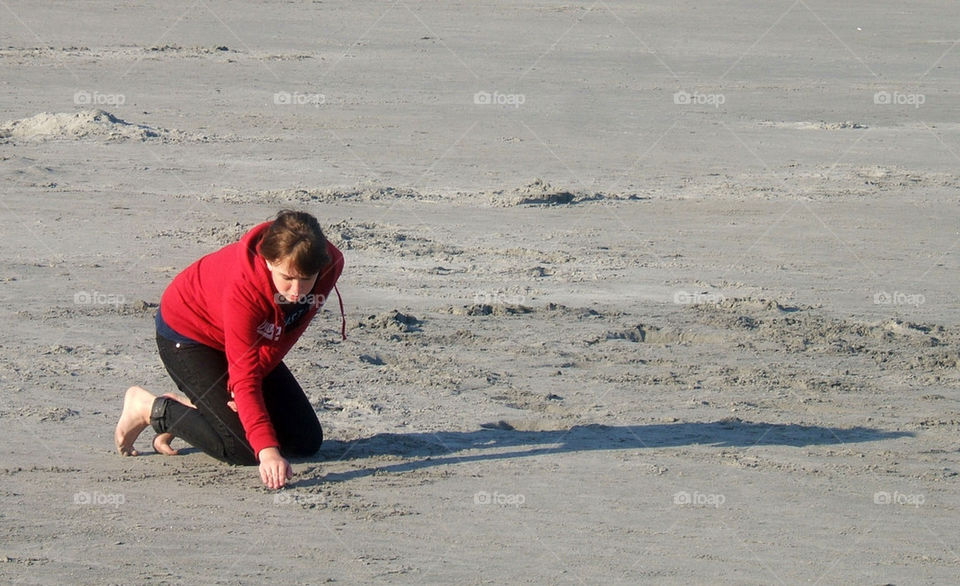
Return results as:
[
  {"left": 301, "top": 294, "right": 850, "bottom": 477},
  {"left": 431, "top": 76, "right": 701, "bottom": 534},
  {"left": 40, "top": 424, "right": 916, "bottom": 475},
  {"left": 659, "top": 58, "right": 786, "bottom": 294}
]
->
[{"left": 294, "top": 419, "right": 912, "bottom": 485}]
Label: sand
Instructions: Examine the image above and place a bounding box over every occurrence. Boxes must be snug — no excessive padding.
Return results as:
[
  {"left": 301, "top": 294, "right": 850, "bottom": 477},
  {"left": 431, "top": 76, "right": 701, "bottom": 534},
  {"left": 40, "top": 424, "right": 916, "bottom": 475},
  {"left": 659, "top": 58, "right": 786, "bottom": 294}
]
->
[{"left": 2, "top": 1, "right": 959, "bottom": 583}]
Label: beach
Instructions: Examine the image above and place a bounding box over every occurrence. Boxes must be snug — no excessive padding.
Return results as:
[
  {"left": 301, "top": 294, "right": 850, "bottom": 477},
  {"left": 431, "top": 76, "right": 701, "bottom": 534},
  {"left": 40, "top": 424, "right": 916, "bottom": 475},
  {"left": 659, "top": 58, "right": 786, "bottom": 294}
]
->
[{"left": 2, "top": 1, "right": 959, "bottom": 583}]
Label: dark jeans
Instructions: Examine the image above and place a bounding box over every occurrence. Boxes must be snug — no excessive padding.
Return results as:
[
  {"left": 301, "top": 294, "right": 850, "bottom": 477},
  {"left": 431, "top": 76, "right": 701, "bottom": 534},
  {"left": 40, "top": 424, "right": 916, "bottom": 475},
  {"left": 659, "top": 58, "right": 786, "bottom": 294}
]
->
[{"left": 151, "top": 333, "right": 323, "bottom": 465}]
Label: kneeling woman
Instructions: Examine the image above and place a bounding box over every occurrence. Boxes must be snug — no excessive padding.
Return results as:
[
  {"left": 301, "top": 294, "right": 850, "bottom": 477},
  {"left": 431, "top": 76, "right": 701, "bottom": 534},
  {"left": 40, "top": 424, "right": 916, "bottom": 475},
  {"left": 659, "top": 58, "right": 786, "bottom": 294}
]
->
[{"left": 115, "top": 210, "right": 344, "bottom": 489}]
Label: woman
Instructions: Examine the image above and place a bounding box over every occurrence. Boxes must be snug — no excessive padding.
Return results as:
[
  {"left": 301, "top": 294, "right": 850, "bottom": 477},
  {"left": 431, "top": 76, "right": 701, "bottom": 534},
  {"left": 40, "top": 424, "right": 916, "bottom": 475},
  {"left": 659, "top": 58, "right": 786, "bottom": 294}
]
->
[{"left": 115, "top": 210, "right": 345, "bottom": 489}]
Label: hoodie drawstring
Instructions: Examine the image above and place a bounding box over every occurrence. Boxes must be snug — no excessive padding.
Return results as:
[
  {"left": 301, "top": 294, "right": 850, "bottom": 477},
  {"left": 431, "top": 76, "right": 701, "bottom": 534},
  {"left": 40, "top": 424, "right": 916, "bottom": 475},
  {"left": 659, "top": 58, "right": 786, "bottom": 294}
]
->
[{"left": 335, "top": 284, "right": 346, "bottom": 341}]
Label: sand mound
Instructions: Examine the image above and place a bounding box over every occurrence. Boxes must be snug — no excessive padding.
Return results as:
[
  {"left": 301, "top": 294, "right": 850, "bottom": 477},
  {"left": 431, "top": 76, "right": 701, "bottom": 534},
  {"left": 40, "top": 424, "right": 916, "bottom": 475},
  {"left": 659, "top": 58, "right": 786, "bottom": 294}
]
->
[
  {"left": 441, "top": 303, "right": 603, "bottom": 319},
  {"left": 204, "top": 181, "right": 598, "bottom": 206},
  {"left": 199, "top": 180, "right": 654, "bottom": 207},
  {"left": 326, "top": 220, "right": 463, "bottom": 258},
  {"left": 759, "top": 120, "right": 868, "bottom": 130},
  {"left": 448, "top": 303, "right": 533, "bottom": 316},
  {"left": 599, "top": 323, "right": 727, "bottom": 345},
  {"left": 481, "top": 179, "right": 606, "bottom": 206},
  {"left": 149, "top": 222, "right": 249, "bottom": 246},
  {"left": 690, "top": 297, "right": 956, "bottom": 367},
  {"left": 353, "top": 310, "right": 424, "bottom": 334},
  {"left": 0, "top": 110, "right": 209, "bottom": 143},
  {"left": 202, "top": 185, "right": 425, "bottom": 205}
]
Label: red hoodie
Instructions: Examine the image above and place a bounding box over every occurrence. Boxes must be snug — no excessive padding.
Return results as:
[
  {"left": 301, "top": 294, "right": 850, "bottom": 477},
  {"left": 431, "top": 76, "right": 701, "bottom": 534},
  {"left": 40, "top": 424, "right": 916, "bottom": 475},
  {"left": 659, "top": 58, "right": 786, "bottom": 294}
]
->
[{"left": 159, "top": 221, "right": 344, "bottom": 458}]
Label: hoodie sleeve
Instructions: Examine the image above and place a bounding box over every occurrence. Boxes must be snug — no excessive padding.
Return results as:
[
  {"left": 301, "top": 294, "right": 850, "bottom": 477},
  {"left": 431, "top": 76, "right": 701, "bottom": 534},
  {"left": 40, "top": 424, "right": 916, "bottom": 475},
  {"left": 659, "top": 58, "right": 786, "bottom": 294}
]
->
[{"left": 223, "top": 281, "right": 280, "bottom": 458}]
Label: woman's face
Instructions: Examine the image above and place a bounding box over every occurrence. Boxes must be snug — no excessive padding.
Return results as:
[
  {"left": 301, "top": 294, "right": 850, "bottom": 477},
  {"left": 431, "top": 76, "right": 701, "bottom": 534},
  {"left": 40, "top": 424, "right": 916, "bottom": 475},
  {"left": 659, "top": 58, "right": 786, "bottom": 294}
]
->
[{"left": 265, "top": 256, "right": 319, "bottom": 304}]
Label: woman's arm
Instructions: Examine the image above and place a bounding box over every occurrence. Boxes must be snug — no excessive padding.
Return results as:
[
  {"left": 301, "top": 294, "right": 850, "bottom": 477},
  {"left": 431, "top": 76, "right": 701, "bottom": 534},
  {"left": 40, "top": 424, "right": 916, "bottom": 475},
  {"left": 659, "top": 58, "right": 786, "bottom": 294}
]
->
[{"left": 222, "top": 285, "right": 280, "bottom": 458}]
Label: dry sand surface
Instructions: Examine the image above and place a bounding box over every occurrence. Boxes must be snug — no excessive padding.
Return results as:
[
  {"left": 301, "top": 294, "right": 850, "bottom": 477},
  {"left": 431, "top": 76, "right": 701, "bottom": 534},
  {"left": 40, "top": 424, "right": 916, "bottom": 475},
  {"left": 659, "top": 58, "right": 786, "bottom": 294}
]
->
[{"left": 2, "top": 1, "right": 960, "bottom": 584}]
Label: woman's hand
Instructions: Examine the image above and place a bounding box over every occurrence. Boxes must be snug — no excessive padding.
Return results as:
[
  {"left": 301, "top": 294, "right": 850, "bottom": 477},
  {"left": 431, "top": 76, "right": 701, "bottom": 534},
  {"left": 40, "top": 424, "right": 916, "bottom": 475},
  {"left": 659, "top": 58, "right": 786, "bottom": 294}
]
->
[{"left": 258, "top": 447, "right": 293, "bottom": 489}]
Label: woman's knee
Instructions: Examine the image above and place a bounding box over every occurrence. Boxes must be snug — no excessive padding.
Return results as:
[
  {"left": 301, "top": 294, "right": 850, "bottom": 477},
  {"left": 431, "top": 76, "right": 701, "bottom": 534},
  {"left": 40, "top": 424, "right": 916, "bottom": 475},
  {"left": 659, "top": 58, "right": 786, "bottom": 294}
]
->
[
  {"left": 282, "top": 425, "right": 323, "bottom": 458},
  {"left": 221, "top": 450, "right": 258, "bottom": 466},
  {"left": 217, "top": 437, "right": 258, "bottom": 466}
]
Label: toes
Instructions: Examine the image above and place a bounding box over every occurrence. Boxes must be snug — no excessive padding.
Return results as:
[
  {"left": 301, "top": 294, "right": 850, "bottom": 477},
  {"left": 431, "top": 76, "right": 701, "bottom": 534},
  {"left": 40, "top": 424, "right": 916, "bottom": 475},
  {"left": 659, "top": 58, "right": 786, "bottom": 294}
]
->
[{"left": 153, "top": 434, "right": 179, "bottom": 456}]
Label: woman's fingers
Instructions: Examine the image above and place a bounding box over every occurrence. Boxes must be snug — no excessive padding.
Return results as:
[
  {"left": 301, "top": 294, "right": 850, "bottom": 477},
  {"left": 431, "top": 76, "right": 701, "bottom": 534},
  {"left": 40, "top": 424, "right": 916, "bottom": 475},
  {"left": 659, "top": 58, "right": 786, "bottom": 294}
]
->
[
  {"left": 259, "top": 464, "right": 270, "bottom": 487},
  {"left": 260, "top": 460, "right": 291, "bottom": 489}
]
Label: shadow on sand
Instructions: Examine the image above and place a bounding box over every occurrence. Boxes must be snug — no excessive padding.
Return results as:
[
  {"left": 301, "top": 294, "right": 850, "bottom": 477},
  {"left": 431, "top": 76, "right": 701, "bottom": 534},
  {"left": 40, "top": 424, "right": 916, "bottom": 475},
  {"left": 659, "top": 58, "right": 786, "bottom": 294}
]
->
[{"left": 295, "top": 419, "right": 912, "bottom": 485}]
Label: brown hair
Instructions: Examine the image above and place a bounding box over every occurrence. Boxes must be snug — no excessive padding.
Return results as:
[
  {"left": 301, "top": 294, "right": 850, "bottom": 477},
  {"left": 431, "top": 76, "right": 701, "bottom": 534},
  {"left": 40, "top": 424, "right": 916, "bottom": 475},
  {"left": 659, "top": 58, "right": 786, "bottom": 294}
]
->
[{"left": 258, "top": 210, "right": 330, "bottom": 276}]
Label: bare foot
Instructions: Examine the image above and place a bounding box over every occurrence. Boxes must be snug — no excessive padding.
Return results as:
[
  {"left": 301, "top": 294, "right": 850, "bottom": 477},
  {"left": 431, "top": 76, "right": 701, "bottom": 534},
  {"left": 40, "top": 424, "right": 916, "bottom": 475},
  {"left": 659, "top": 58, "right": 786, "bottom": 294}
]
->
[
  {"left": 162, "top": 391, "right": 196, "bottom": 409},
  {"left": 152, "top": 433, "right": 179, "bottom": 455},
  {"left": 150, "top": 393, "right": 197, "bottom": 455},
  {"left": 115, "top": 386, "right": 157, "bottom": 456}
]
